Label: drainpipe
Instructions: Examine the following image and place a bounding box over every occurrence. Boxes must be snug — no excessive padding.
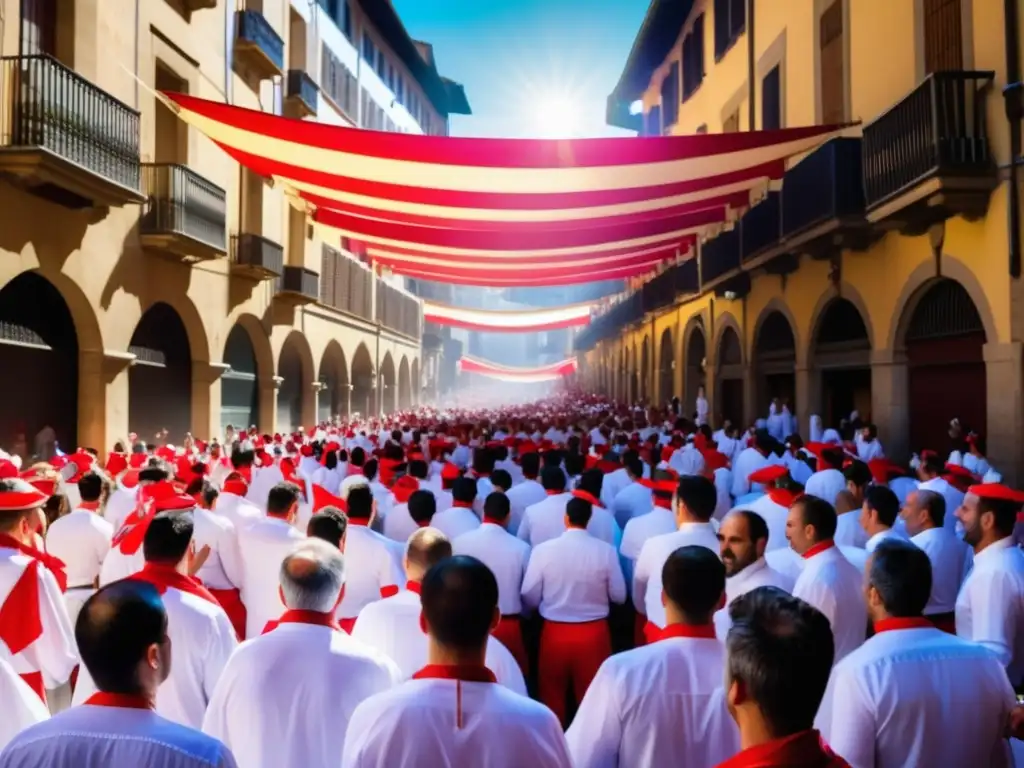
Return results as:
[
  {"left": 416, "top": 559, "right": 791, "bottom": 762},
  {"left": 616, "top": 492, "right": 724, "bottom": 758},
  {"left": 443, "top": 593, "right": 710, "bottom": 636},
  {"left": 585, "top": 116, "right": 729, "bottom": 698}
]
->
[
  {"left": 747, "top": 0, "right": 756, "bottom": 129},
  {"left": 1004, "top": 0, "right": 1022, "bottom": 278}
]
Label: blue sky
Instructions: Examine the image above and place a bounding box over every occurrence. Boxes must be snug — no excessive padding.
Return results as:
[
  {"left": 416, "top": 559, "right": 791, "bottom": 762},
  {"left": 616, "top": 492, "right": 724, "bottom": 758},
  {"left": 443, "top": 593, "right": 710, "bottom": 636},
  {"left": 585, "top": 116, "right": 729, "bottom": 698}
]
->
[{"left": 391, "top": 0, "right": 649, "bottom": 138}]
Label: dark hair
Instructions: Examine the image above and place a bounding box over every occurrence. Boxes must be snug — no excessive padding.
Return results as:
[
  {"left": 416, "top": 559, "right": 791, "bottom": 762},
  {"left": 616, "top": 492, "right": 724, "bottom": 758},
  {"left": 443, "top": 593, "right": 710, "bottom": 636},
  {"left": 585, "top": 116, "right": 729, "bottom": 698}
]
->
[
  {"left": 625, "top": 455, "right": 644, "bottom": 478},
  {"left": 138, "top": 466, "right": 170, "bottom": 484},
  {"left": 794, "top": 495, "right": 837, "bottom": 541},
  {"left": 346, "top": 485, "right": 373, "bottom": 520},
  {"left": 451, "top": 476, "right": 478, "bottom": 505},
  {"left": 540, "top": 465, "right": 567, "bottom": 493},
  {"left": 350, "top": 447, "right": 366, "bottom": 467},
  {"left": 337, "top": 449, "right": 348, "bottom": 463},
  {"left": 727, "top": 587, "right": 834, "bottom": 737},
  {"left": 324, "top": 451, "right": 338, "bottom": 471},
  {"left": 662, "top": 546, "right": 725, "bottom": 623},
  {"left": 869, "top": 539, "right": 932, "bottom": 617},
  {"left": 565, "top": 496, "right": 592, "bottom": 528},
  {"left": 864, "top": 485, "right": 900, "bottom": 528},
  {"left": 362, "top": 459, "right": 379, "bottom": 482},
  {"left": 266, "top": 482, "right": 301, "bottom": 517},
  {"left": 408, "top": 460, "right": 429, "bottom": 480},
  {"left": 520, "top": 452, "right": 540, "bottom": 478},
  {"left": 76, "top": 581, "right": 168, "bottom": 695},
  {"left": 563, "top": 453, "right": 585, "bottom": 477},
  {"left": 917, "top": 489, "right": 946, "bottom": 528},
  {"left": 408, "top": 489, "right": 437, "bottom": 526},
  {"left": 142, "top": 511, "right": 194, "bottom": 565},
  {"left": 421, "top": 556, "right": 497, "bottom": 651},
  {"left": 541, "top": 449, "right": 563, "bottom": 468},
  {"left": 978, "top": 497, "right": 1020, "bottom": 537},
  {"left": 490, "top": 469, "right": 512, "bottom": 492},
  {"left": 483, "top": 491, "right": 510, "bottom": 522},
  {"left": 77, "top": 471, "right": 105, "bottom": 503},
  {"left": 843, "top": 460, "right": 873, "bottom": 489},
  {"left": 578, "top": 468, "right": 603, "bottom": 497},
  {"left": 921, "top": 452, "right": 944, "bottom": 476},
  {"left": 675, "top": 475, "right": 717, "bottom": 522},
  {"left": 307, "top": 507, "right": 349, "bottom": 548},
  {"left": 736, "top": 510, "right": 770, "bottom": 547}
]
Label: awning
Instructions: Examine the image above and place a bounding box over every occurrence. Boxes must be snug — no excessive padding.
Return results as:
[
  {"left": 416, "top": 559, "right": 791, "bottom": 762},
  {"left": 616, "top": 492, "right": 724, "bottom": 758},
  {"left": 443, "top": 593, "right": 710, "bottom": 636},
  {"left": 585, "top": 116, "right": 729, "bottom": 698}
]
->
[
  {"left": 458, "top": 356, "right": 578, "bottom": 383},
  {"left": 423, "top": 300, "right": 593, "bottom": 333}
]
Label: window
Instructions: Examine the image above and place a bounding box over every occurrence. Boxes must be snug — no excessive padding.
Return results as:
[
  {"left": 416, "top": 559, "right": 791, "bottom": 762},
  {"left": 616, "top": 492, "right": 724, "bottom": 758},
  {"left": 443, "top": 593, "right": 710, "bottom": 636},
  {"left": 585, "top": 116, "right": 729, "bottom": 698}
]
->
[
  {"left": 20, "top": 0, "right": 56, "bottom": 56},
  {"left": 761, "top": 65, "right": 781, "bottom": 130},
  {"left": 362, "top": 33, "right": 375, "bottom": 64},
  {"left": 682, "top": 14, "right": 705, "bottom": 100},
  {"left": 723, "top": 109, "right": 740, "bottom": 132},
  {"left": 819, "top": 0, "right": 845, "bottom": 124},
  {"left": 713, "top": 0, "right": 746, "bottom": 60},
  {"left": 923, "top": 0, "right": 963, "bottom": 73},
  {"left": 660, "top": 62, "right": 680, "bottom": 129}
]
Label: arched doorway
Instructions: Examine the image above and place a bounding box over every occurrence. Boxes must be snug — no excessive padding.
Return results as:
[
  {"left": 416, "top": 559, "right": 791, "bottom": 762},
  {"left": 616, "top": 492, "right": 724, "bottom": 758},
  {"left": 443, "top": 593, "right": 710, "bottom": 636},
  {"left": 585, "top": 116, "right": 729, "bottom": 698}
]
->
[
  {"left": 629, "top": 347, "right": 638, "bottom": 404},
  {"left": 717, "top": 326, "right": 745, "bottom": 427},
  {"left": 398, "top": 356, "right": 412, "bottom": 411},
  {"left": 222, "top": 324, "right": 260, "bottom": 434},
  {"left": 351, "top": 343, "right": 375, "bottom": 417},
  {"left": 129, "top": 302, "right": 192, "bottom": 443},
  {"left": 277, "top": 332, "right": 312, "bottom": 434},
  {"left": 658, "top": 329, "right": 674, "bottom": 404},
  {"left": 753, "top": 311, "right": 796, "bottom": 417},
  {"left": 318, "top": 341, "right": 349, "bottom": 424},
  {"left": 0, "top": 273, "right": 80, "bottom": 458},
  {"left": 812, "top": 298, "right": 872, "bottom": 427},
  {"left": 901, "top": 278, "right": 986, "bottom": 454},
  {"left": 684, "top": 320, "right": 707, "bottom": 416},
  {"left": 640, "top": 336, "right": 650, "bottom": 403},
  {"left": 410, "top": 358, "right": 421, "bottom": 405},
  {"left": 380, "top": 352, "right": 397, "bottom": 414}
]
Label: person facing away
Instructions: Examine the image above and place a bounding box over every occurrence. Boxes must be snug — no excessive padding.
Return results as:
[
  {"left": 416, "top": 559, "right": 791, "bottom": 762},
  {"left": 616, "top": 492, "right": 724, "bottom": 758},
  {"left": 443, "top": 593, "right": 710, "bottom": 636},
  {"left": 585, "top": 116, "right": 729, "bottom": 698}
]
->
[
  {"left": 342, "top": 555, "right": 572, "bottom": 768},
  {"left": 187, "top": 480, "right": 246, "bottom": 642},
  {"left": 0, "top": 580, "right": 237, "bottom": 768},
  {"left": 715, "top": 587, "right": 849, "bottom": 768},
  {"left": 786, "top": 494, "right": 867, "bottom": 663},
  {"left": 505, "top": 451, "right": 545, "bottom": 535},
  {"left": 567, "top": 545, "right": 740, "bottom": 767},
  {"left": 431, "top": 476, "right": 481, "bottom": 541},
  {"left": 859, "top": 485, "right": 906, "bottom": 554},
  {"left": 518, "top": 465, "right": 574, "bottom": 547},
  {"left": 202, "top": 538, "right": 400, "bottom": 768}
]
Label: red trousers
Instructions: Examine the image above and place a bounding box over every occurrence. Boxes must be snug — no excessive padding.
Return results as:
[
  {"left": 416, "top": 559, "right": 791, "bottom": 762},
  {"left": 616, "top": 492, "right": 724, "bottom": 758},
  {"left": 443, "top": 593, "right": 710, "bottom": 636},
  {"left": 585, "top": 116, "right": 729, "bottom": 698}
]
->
[
  {"left": 208, "top": 588, "right": 247, "bottom": 641},
  {"left": 538, "top": 619, "right": 611, "bottom": 726},
  {"left": 492, "top": 615, "right": 528, "bottom": 675}
]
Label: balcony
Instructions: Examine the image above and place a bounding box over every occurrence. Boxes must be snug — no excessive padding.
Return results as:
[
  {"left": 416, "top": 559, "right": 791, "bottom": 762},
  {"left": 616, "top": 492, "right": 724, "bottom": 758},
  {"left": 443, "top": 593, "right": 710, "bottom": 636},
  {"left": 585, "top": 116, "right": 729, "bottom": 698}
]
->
[
  {"left": 740, "top": 192, "right": 782, "bottom": 263},
  {"left": 0, "top": 55, "right": 143, "bottom": 209},
  {"left": 231, "top": 233, "right": 283, "bottom": 279},
  {"left": 862, "top": 71, "right": 997, "bottom": 234},
  {"left": 275, "top": 266, "right": 320, "bottom": 305},
  {"left": 285, "top": 69, "right": 318, "bottom": 118},
  {"left": 642, "top": 268, "right": 676, "bottom": 314},
  {"left": 673, "top": 258, "right": 699, "bottom": 294},
  {"left": 700, "top": 227, "right": 741, "bottom": 286},
  {"left": 234, "top": 9, "right": 284, "bottom": 81},
  {"left": 140, "top": 164, "right": 227, "bottom": 261}
]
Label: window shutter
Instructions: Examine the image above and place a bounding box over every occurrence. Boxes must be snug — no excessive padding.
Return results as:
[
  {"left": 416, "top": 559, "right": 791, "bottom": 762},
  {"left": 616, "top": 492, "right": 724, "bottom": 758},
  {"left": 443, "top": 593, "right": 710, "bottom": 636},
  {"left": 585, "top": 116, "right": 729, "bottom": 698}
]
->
[
  {"left": 762, "top": 65, "right": 781, "bottom": 130},
  {"left": 923, "top": 0, "right": 963, "bottom": 74},
  {"left": 819, "top": 0, "right": 845, "bottom": 124}
]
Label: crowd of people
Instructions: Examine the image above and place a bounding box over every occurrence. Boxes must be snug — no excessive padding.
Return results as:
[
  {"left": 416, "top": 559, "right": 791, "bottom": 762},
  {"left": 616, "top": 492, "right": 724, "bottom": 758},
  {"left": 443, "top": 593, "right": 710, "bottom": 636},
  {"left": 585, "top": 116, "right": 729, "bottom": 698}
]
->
[{"left": 0, "top": 391, "right": 1023, "bottom": 767}]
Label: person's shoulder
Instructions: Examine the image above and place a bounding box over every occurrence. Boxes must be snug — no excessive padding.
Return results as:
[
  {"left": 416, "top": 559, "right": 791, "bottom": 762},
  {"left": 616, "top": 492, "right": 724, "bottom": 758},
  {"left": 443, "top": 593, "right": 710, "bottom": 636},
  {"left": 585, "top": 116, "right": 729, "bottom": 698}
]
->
[
  {"left": 151, "top": 717, "right": 236, "bottom": 765},
  {"left": 335, "top": 632, "right": 402, "bottom": 675}
]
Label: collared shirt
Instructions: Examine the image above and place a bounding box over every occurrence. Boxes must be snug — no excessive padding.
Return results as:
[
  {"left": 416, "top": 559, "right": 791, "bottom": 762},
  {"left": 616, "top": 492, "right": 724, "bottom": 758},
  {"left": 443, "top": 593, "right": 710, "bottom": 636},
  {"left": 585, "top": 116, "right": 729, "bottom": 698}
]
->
[
  {"left": 337, "top": 526, "right": 405, "bottom": 621},
  {"left": 714, "top": 558, "right": 794, "bottom": 639},
  {"left": 804, "top": 469, "right": 847, "bottom": 509},
  {"left": 731, "top": 447, "right": 769, "bottom": 498},
  {"left": 911, "top": 526, "right": 972, "bottom": 614},
  {"left": 611, "top": 482, "right": 653, "bottom": 529},
  {"left": 917, "top": 476, "right": 965, "bottom": 535},
  {"left": 453, "top": 523, "right": 530, "bottom": 615},
  {"left": 956, "top": 536, "right": 1024, "bottom": 685},
  {"left": 192, "top": 507, "right": 245, "bottom": 591},
  {"left": 518, "top": 493, "right": 573, "bottom": 547},
  {"left": 522, "top": 529, "right": 626, "bottom": 623},
  {"left": 236, "top": 516, "right": 306, "bottom": 639},
  {"left": 620, "top": 508, "right": 675, "bottom": 566},
  {"left": 505, "top": 479, "right": 546, "bottom": 536},
  {"left": 864, "top": 528, "right": 906, "bottom": 554},
  {"left": 793, "top": 545, "right": 867, "bottom": 663},
  {"left": 565, "top": 631, "right": 738, "bottom": 767},
  {"left": 735, "top": 494, "right": 790, "bottom": 552},
  {"left": 382, "top": 503, "right": 418, "bottom": 544},
  {"left": 817, "top": 622, "right": 1016, "bottom": 767},
  {"left": 715, "top": 729, "right": 849, "bottom": 767},
  {"left": 834, "top": 510, "right": 868, "bottom": 549},
  {"left": 634, "top": 523, "right": 720, "bottom": 628},
  {"left": 430, "top": 505, "right": 481, "bottom": 542},
  {"left": 45, "top": 508, "right": 112, "bottom": 588},
  {"left": 601, "top": 468, "right": 631, "bottom": 510}
]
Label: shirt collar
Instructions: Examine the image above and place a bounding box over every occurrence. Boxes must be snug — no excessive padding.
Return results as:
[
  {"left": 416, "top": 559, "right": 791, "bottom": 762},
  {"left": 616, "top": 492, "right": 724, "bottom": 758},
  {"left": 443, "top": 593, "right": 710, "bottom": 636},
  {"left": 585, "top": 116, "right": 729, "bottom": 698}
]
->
[
  {"left": 728, "top": 557, "right": 769, "bottom": 590},
  {"left": 678, "top": 522, "right": 715, "bottom": 533},
  {"left": 866, "top": 528, "right": 897, "bottom": 549},
  {"left": 716, "top": 729, "right": 840, "bottom": 768},
  {"left": 975, "top": 535, "right": 1015, "bottom": 564},
  {"left": 802, "top": 540, "right": 836, "bottom": 560}
]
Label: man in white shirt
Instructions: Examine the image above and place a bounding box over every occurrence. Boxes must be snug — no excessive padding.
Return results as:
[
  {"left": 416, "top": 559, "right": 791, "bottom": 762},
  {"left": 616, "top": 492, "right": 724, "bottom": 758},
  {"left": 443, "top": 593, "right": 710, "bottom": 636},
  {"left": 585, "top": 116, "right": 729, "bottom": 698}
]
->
[
  {"left": 1, "top": 580, "right": 237, "bottom": 768},
  {"left": 566, "top": 545, "right": 739, "bottom": 766},
  {"left": 100, "top": 466, "right": 177, "bottom": 587},
  {"left": 955, "top": 482, "right": 1024, "bottom": 688},
  {"left": 505, "top": 452, "right": 545, "bottom": 535},
  {"left": 633, "top": 475, "right": 720, "bottom": 643},
  {"left": 900, "top": 489, "right": 971, "bottom": 632},
  {"left": 453, "top": 492, "right": 530, "bottom": 673},
  {"left": 714, "top": 510, "right": 794, "bottom": 638},
  {"left": 342, "top": 555, "right": 570, "bottom": 768},
  {"left": 521, "top": 496, "right": 626, "bottom": 725},
  {"left": 818, "top": 539, "right": 1016, "bottom": 767},
  {"left": 917, "top": 451, "right": 965, "bottom": 535},
  {"left": 860, "top": 485, "right": 905, "bottom": 554},
  {"left": 203, "top": 539, "right": 400, "bottom": 768},
  {"left": 352, "top": 527, "right": 525, "bottom": 693},
  {"left": 787, "top": 494, "right": 867, "bottom": 662},
  {"left": 803, "top": 444, "right": 848, "bottom": 508},
  {"left": 72, "top": 510, "right": 237, "bottom": 729},
  {"left": 518, "top": 466, "right": 573, "bottom": 547},
  {"left": 730, "top": 431, "right": 773, "bottom": 498},
  {"left": 432, "top": 476, "right": 481, "bottom": 540},
  {"left": 619, "top": 472, "right": 677, "bottom": 586},
  {"left": 611, "top": 455, "right": 652, "bottom": 529},
  {"left": 189, "top": 480, "right": 246, "bottom": 641},
  {"left": 835, "top": 461, "right": 870, "bottom": 548}
]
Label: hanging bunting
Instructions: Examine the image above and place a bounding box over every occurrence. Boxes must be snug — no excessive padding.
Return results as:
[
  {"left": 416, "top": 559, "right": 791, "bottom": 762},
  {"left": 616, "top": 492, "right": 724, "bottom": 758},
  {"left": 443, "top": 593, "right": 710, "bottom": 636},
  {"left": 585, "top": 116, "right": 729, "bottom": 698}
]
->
[
  {"left": 457, "top": 356, "right": 579, "bottom": 383},
  {"left": 423, "top": 300, "right": 594, "bottom": 333}
]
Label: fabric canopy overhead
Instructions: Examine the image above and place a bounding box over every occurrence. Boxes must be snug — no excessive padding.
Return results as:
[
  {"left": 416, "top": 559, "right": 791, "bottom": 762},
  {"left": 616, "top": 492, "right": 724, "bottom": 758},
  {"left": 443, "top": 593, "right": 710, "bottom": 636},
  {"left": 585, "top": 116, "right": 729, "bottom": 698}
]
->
[
  {"left": 161, "top": 92, "right": 848, "bottom": 286},
  {"left": 458, "top": 356, "right": 579, "bottom": 383},
  {"left": 423, "top": 300, "right": 593, "bottom": 332}
]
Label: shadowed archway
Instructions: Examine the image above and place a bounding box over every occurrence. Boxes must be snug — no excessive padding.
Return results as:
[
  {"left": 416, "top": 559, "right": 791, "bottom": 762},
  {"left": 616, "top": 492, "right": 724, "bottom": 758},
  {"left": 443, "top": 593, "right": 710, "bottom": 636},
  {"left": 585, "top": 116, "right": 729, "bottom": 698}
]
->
[
  {"left": 811, "top": 297, "right": 872, "bottom": 427},
  {"left": 318, "top": 341, "right": 350, "bottom": 424},
  {"left": 716, "top": 325, "right": 744, "bottom": 427},
  {"left": 658, "top": 328, "right": 674, "bottom": 404},
  {"left": 752, "top": 310, "right": 797, "bottom": 417},
  {"left": 129, "top": 302, "right": 192, "bottom": 443},
  {"left": 277, "top": 331, "right": 315, "bottom": 433},
  {"left": 380, "top": 352, "right": 397, "bottom": 414},
  {"left": 398, "top": 355, "right": 412, "bottom": 411},
  {"left": 351, "top": 343, "right": 375, "bottom": 417}
]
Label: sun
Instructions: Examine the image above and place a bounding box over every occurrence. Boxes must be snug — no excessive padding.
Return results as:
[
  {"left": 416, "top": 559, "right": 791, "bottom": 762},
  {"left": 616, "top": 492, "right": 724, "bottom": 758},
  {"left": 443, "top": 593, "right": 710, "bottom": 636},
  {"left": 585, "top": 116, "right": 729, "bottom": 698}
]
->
[{"left": 529, "top": 92, "right": 586, "bottom": 139}]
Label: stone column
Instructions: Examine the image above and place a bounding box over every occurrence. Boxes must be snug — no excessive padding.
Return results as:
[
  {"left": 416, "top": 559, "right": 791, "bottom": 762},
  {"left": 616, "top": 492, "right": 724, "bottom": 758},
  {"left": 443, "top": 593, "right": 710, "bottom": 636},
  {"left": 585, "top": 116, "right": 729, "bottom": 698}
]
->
[
  {"left": 259, "top": 375, "right": 281, "bottom": 435},
  {"left": 870, "top": 348, "right": 909, "bottom": 462},
  {"left": 704, "top": 362, "right": 717, "bottom": 426},
  {"left": 743, "top": 366, "right": 757, "bottom": 427},
  {"left": 794, "top": 365, "right": 817, "bottom": 434},
  {"left": 306, "top": 381, "right": 322, "bottom": 428},
  {"left": 78, "top": 349, "right": 133, "bottom": 458},
  {"left": 984, "top": 341, "right": 1024, "bottom": 486},
  {"left": 191, "top": 362, "right": 228, "bottom": 442}
]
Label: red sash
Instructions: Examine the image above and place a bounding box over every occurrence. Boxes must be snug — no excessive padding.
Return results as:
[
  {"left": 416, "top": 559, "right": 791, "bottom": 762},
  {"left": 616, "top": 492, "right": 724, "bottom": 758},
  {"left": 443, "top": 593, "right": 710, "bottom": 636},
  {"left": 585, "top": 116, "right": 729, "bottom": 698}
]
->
[
  {"left": 0, "top": 533, "right": 67, "bottom": 592},
  {"left": 111, "top": 507, "right": 158, "bottom": 556},
  {"left": 0, "top": 559, "right": 43, "bottom": 657},
  {"left": 264, "top": 610, "right": 345, "bottom": 634},
  {"left": 207, "top": 587, "right": 247, "bottom": 641},
  {"left": 127, "top": 563, "right": 221, "bottom": 607}
]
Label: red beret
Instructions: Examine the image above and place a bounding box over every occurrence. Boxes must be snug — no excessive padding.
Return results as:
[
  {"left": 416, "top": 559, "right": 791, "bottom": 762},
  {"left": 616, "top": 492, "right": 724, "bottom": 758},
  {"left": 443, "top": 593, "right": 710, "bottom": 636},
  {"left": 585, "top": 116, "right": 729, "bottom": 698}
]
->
[
  {"left": 967, "top": 483, "right": 1024, "bottom": 504},
  {"left": 748, "top": 465, "right": 789, "bottom": 485}
]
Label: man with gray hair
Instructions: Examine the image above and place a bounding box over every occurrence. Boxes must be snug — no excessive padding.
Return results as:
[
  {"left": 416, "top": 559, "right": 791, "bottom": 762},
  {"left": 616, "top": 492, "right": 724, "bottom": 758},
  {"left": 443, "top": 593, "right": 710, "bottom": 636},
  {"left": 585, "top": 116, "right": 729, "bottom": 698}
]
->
[{"left": 202, "top": 539, "right": 400, "bottom": 768}]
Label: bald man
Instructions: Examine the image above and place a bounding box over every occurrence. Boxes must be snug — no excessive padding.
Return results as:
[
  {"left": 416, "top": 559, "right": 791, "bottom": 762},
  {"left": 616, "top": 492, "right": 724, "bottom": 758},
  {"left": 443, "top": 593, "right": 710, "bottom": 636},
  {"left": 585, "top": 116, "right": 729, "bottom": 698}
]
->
[{"left": 202, "top": 539, "right": 400, "bottom": 768}]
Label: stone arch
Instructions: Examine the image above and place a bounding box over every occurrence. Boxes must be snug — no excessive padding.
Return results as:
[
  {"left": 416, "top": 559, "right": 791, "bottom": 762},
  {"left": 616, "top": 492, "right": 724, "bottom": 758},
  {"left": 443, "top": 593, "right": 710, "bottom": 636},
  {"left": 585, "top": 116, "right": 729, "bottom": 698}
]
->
[
  {"left": 380, "top": 351, "right": 397, "bottom": 414},
  {"left": 683, "top": 315, "right": 707, "bottom": 414},
  {"left": 711, "top": 311, "right": 744, "bottom": 367},
  {"left": 658, "top": 328, "right": 674, "bottom": 404},
  {"left": 752, "top": 304, "right": 798, "bottom": 418},
  {"left": 809, "top": 288, "right": 874, "bottom": 428},
  {"left": 715, "top": 318, "right": 745, "bottom": 427},
  {"left": 128, "top": 302, "right": 193, "bottom": 442},
  {"left": 398, "top": 355, "right": 412, "bottom": 411},
  {"left": 351, "top": 342, "right": 375, "bottom": 417},
  {"left": 410, "top": 358, "right": 421, "bottom": 405},
  {"left": 640, "top": 335, "right": 650, "bottom": 402},
  {"left": 629, "top": 345, "right": 639, "bottom": 404},
  {"left": 808, "top": 282, "right": 876, "bottom": 352},
  {"left": 318, "top": 340, "right": 350, "bottom": 424},
  {"left": 277, "top": 331, "right": 316, "bottom": 433},
  {"left": 221, "top": 317, "right": 272, "bottom": 434}
]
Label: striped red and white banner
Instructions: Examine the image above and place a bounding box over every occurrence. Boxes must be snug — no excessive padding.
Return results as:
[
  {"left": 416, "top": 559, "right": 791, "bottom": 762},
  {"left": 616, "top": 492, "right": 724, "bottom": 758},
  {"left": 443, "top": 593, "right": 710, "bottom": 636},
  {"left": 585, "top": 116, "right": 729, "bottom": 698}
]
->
[
  {"left": 457, "top": 356, "right": 579, "bottom": 383},
  {"left": 423, "top": 300, "right": 593, "bottom": 333}
]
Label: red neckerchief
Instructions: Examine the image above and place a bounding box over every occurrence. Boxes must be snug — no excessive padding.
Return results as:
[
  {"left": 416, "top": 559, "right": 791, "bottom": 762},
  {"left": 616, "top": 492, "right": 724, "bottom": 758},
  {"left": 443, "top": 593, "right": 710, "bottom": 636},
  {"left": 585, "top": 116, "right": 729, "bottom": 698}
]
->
[
  {"left": 766, "top": 487, "right": 802, "bottom": 508},
  {"left": 657, "top": 623, "right": 717, "bottom": 641},
  {"left": 84, "top": 692, "right": 153, "bottom": 710},
  {"left": 715, "top": 729, "right": 848, "bottom": 768},
  {"left": 482, "top": 517, "right": 506, "bottom": 525},
  {"left": 874, "top": 616, "right": 934, "bottom": 634},
  {"left": 545, "top": 490, "right": 562, "bottom": 496},
  {"left": 412, "top": 664, "right": 497, "bottom": 683},
  {"left": 0, "top": 533, "right": 67, "bottom": 592},
  {"left": 406, "top": 581, "right": 422, "bottom": 594},
  {"left": 127, "top": 563, "right": 220, "bottom": 607},
  {"left": 347, "top": 517, "right": 371, "bottom": 527},
  {"left": 452, "top": 501, "right": 474, "bottom": 509},
  {"left": 77, "top": 501, "right": 101, "bottom": 511},
  {"left": 802, "top": 540, "right": 835, "bottom": 560},
  {"left": 573, "top": 490, "right": 603, "bottom": 507},
  {"left": 0, "top": 559, "right": 42, "bottom": 655},
  {"left": 653, "top": 495, "right": 673, "bottom": 510},
  {"left": 277, "top": 609, "right": 342, "bottom": 631}
]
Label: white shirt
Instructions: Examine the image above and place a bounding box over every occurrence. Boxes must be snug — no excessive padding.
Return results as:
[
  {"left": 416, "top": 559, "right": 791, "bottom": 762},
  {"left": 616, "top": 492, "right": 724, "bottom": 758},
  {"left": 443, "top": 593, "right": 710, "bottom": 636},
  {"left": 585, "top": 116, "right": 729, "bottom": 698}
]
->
[
  {"left": 714, "top": 558, "right": 794, "bottom": 639},
  {"left": 918, "top": 476, "right": 966, "bottom": 535},
  {"left": 337, "top": 525, "right": 405, "bottom": 621},
  {"left": 430, "top": 505, "right": 481, "bottom": 541},
  {"left": 620, "top": 507, "right": 676, "bottom": 566},
  {"left": 522, "top": 529, "right": 626, "bottom": 622},
  {"left": 600, "top": 468, "right": 631, "bottom": 510},
  {"left": 44, "top": 508, "right": 112, "bottom": 589},
  {"left": 734, "top": 494, "right": 790, "bottom": 552},
  {"left": 341, "top": 677, "right": 571, "bottom": 768},
  {"left": 382, "top": 503, "right": 419, "bottom": 544},
  {"left": 835, "top": 510, "right": 869, "bottom": 548},
  {"left": 956, "top": 537, "right": 1024, "bottom": 685},
  {"left": 453, "top": 523, "right": 530, "bottom": 615},
  {"left": 792, "top": 544, "right": 867, "bottom": 662},
  {"left": 73, "top": 583, "right": 237, "bottom": 729},
  {"left": 611, "top": 482, "right": 653, "bottom": 528},
  {"left": 565, "top": 634, "right": 738, "bottom": 768},
  {"left": 213, "top": 493, "right": 262, "bottom": 532},
  {"left": 103, "top": 486, "right": 137, "bottom": 531},
  {"left": 236, "top": 516, "right": 306, "bottom": 638},
  {"left": 731, "top": 447, "right": 768, "bottom": 498},
  {"left": 351, "top": 589, "right": 526, "bottom": 694},
  {"left": 1, "top": 704, "right": 236, "bottom": 768},
  {"left": 817, "top": 625, "right": 1016, "bottom": 768},
  {"left": 864, "top": 527, "right": 907, "bottom": 553},
  {"left": 192, "top": 508, "right": 244, "bottom": 591},
  {"left": 203, "top": 622, "right": 400, "bottom": 768},
  {"left": 99, "top": 540, "right": 146, "bottom": 588},
  {"left": 911, "top": 526, "right": 973, "bottom": 615},
  {"left": 0, "top": 656, "right": 48, "bottom": 752},
  {"left": 804, "top": 469, "right": 847, "bottom": 507},
  {"left": 633, "top": 523, "right": 720, "bottom": 628},
  {"left": 517, "top": 493, "right": 571, "bottom": 547}
]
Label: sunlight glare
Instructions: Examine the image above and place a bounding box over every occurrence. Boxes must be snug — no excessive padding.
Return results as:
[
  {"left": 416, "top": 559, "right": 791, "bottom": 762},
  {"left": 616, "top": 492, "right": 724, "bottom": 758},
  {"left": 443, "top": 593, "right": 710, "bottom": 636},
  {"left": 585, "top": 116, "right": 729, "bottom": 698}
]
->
[{"left": 530, "top": 92, "right": 585, "bottom": 139}]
